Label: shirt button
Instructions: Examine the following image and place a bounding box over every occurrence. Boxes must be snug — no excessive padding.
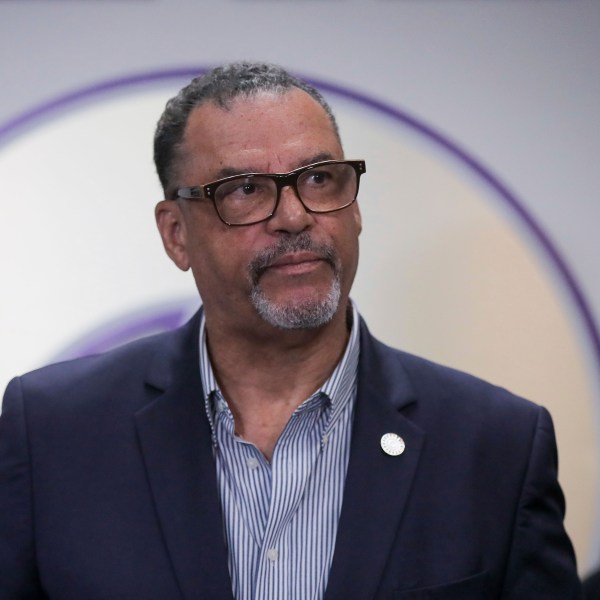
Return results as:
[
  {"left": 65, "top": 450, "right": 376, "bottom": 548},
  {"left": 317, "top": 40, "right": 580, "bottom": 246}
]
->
[
  {"left": 246, "top": 457, "right": 259, "bottom": 470},
  {"left": 267, "top": 548, "right": 279, "bottom": 562}
]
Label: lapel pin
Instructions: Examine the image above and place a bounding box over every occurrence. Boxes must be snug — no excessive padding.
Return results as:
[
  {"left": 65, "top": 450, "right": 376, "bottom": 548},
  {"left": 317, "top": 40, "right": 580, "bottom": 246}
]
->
[{"left": 381, "top": 433, "right": 405, "bottom": 456}]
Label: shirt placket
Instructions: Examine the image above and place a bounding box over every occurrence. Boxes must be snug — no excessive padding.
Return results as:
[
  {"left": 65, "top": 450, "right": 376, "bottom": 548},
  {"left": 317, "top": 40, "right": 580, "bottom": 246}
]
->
[{"left": 253, "top": 396, "right": 328, "bottom": 600}]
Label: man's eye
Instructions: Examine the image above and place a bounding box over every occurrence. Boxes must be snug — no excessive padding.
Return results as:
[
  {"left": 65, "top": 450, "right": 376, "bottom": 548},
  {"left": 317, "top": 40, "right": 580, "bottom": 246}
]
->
[
  {"left": 307, "top": 170, "right": 331, "bottom": 185},
  {"left": 240, "top": 183, "right": 258, "bottom": 195},
  {"left": 223, "top": 181, "right": 262, "bottom": 199}
]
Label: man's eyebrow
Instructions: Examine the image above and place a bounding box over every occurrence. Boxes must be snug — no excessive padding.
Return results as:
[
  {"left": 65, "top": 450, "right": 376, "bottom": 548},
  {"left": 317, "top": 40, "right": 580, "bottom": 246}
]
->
[
  {"left": 212, "top": 166, "right": 253, "bottom": 180},
  {"left": 211, "top": 152, "right": 338, "bottom": 180},
  {"left": 296, "top": 152, "right": 337, "bottom": 168}
]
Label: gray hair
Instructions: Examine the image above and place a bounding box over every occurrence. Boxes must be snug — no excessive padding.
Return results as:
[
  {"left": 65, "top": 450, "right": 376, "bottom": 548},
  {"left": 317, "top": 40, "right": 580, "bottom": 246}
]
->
[{"left": 153, "top": 62, "right": 340, "bottom": 198}]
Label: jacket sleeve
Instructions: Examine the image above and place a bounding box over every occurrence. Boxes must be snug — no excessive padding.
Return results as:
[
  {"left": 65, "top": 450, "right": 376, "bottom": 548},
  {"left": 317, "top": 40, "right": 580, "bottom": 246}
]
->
[
  {"left": 0, "top": 378, "right": 45, "bottom": 599},
  {"left": 502, "top": 406, "right": 583, "bottom": 599}
]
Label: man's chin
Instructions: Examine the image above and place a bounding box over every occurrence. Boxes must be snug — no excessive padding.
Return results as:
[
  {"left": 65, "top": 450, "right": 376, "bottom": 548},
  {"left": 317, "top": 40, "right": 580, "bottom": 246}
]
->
[{"left": 250, "top": 284, "right": 341, "bottom": 331}]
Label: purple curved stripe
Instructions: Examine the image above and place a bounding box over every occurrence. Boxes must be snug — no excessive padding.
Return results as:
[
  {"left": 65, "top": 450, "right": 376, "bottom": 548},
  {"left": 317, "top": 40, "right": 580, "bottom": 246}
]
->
[
  {"left": 1, "top": 66, "right": 599, "bottom": 380},
  {"left": 52, "top": 302, "right": 198, "bottom": 361},
  {"left": 0, "top": 68, "right": 205, "bottom": 140}
]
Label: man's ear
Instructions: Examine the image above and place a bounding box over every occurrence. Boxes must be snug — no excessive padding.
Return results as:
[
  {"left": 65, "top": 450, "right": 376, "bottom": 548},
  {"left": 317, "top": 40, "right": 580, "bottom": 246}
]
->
[
  {"left": 353, "top": 203, "right": 362, "bottom": 236},
  {"left": 155, "top": 200, "right": 190, "bottom": 271}
]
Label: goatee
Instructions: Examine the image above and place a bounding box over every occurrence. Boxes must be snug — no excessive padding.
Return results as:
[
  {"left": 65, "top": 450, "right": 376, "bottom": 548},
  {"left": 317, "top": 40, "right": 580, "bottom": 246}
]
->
[{"left": 248, "top": 232, "right": 342, "bottom": 330}]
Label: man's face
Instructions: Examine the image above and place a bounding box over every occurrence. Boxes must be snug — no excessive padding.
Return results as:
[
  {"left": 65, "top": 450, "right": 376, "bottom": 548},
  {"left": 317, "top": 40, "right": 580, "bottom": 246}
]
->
[{"left": 156, "top": 88, "right": 362, "bottom": 334}]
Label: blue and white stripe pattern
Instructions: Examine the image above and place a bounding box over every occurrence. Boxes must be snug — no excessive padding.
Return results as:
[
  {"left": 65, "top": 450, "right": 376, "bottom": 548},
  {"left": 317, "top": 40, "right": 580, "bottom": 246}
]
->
[{"left": 199, "top": 305, "right": 360, "bottom": 600}]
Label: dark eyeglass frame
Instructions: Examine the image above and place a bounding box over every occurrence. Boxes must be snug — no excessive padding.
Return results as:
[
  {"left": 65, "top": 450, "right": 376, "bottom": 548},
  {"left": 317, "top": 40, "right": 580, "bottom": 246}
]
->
[{"left": 175, "top": 159, "right": 366, "bottom": 226}]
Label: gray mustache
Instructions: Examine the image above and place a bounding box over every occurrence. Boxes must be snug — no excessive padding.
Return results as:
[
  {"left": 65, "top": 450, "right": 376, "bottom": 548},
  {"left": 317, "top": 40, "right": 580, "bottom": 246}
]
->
[{"left": 249, "top": 233, "right": 338, "bottom": 284}]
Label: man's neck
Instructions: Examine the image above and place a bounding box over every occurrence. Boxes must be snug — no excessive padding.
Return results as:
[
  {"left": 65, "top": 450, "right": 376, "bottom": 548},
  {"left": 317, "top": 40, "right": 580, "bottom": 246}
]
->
[{"left": 204, "top": 305, "right": 351, "bottom": 459}]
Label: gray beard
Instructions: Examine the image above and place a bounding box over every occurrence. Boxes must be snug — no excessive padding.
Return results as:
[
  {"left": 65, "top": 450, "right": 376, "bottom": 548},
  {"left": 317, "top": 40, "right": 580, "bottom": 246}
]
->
[
  {"left": 250, "top": 275, "right": 341, "bottom": 330},
  {"left": 248, "top": 233, "right": 342, "bottom": 330}
]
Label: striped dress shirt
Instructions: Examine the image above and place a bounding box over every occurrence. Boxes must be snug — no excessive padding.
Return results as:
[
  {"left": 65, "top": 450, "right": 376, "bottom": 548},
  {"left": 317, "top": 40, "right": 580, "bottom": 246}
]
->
[{"left": 199, "top": 305, "right": 360, "bottom": 600}]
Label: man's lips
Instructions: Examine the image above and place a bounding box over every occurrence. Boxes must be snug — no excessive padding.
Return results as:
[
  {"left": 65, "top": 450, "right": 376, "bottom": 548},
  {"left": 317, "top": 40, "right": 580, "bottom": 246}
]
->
[
  {"left": 265, "top": 252, "right": 325, "bottom": 275},
  {"left": 269, "top": 252, "right": 322, "bottom": 268},
  {"left": 248, "top": 234, "right": 338, "bottom": 285}
]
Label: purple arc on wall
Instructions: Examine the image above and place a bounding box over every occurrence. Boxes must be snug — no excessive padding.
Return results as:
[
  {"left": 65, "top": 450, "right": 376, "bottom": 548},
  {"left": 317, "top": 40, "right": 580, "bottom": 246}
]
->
[{"left": 1, "top": 66, "right": 599, "bottom": 379}]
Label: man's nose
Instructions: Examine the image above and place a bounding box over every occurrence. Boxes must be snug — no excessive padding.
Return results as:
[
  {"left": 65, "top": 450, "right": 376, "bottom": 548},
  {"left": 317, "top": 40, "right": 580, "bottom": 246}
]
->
[{"left": 266, "top": 184, "right": 314, "bottom": 233}]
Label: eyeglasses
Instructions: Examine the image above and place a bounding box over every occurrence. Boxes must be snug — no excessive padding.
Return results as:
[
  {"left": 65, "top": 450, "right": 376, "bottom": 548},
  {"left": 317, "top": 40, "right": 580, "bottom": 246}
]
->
[{"left": 176, "top": 159, "right": 366, "bottom": 226}]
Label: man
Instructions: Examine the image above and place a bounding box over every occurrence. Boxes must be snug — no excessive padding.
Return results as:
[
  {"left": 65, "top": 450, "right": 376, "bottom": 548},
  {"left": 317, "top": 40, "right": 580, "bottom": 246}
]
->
[{"left": 0, "top": 62, "right": 582, "bottom": 599}]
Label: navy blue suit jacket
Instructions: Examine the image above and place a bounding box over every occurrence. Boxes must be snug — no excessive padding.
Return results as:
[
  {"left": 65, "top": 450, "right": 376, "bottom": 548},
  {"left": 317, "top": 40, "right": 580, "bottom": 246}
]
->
[{"left": 0, "top": 312, "right": 582, "bottom": 598}]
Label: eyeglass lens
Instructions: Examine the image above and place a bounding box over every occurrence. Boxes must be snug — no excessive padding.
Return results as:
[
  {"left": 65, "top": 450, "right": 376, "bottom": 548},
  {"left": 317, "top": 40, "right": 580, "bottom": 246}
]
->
[{"left": 214, "top": 163, "right": 358, "bottom": 225}]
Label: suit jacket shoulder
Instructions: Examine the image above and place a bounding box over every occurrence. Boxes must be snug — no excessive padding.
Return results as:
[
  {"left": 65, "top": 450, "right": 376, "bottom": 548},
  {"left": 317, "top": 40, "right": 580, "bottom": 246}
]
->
[
  {"left": 0, "top": 311, "right": 234, "bottom": 600},
  {"left": 325, "top": 318, "right": 581, "bottom": 599},
  {"left": 6, "top": 310, "right": 202, "bottom": 416}
]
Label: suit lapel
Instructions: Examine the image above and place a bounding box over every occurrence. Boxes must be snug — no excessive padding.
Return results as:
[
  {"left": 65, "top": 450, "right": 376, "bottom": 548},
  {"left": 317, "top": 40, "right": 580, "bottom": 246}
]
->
[
  {"left": 325, "top": 321, "right": 425, "bottom": 600},
  {"left": 135, "top": 312, "right": 234, "bottom": 600}
]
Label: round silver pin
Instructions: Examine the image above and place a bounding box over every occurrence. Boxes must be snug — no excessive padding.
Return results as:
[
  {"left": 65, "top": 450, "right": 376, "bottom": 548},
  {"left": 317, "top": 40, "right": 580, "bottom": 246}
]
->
[{"left": 381, "top": 433, "right": 405, "bottom": 456}]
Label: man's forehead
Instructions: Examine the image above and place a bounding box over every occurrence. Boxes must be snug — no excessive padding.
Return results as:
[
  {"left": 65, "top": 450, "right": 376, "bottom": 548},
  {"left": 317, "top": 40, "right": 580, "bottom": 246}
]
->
[{"left": 179, "top": 89, "right": 341, "bottom": 170}]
